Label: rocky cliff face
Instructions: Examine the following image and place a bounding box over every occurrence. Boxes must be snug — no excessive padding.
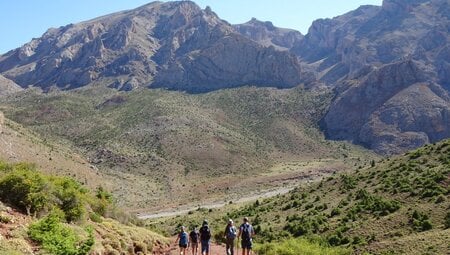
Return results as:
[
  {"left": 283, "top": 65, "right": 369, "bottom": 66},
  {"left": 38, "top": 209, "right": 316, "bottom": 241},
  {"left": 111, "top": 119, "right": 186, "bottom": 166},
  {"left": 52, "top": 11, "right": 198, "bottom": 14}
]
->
[
  {"left": 0, "top": 1, "right": 305, "bottom": 92},
  {"left": 307, "top": 0, "right": 450, "bottom": 154},
  {"left": 295, "top": 0, "right": 450, "bottom": 84},
  {"left": 233, "top": 18, "right": 303, "bottom": 50},
  {"left": 323, "top": 60, "right": 450, "bottom": 154}
]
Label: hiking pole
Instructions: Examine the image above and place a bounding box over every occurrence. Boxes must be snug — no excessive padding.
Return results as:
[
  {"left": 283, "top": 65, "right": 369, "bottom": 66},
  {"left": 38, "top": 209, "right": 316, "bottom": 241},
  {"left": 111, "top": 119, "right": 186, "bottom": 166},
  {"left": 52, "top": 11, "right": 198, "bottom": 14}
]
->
[{"left": 236, "top": 237, "right": 239, "bottom": 255}]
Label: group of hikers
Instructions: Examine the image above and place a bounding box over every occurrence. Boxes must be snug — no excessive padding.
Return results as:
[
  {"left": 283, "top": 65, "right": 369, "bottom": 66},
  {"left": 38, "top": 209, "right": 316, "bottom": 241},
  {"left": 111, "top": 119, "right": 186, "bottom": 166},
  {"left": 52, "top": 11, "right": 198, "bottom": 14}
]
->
[{"left": 175, "top": 217, "right": 255, "bottom": 255}]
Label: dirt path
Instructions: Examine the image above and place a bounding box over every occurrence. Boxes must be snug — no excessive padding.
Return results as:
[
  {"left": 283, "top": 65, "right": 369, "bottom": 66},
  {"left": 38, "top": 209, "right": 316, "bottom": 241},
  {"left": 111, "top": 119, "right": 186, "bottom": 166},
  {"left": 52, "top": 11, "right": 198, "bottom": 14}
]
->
[
  {"left": 138, "top": 186, "right": 294, "bottom": 220},
  {"left": 153, "top": 237, "right": 226, "bottom": 255}
]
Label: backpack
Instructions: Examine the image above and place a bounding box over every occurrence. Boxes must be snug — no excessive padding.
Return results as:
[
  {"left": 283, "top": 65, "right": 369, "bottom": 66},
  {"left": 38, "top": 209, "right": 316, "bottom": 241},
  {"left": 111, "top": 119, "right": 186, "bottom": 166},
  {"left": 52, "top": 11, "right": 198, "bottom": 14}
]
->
[
  {"left": 179, "top": 232, "right": 188, "bottom": 245},
  {"left": 190, "top": 230, "right": 199, "bottom": 243},
  {"left": 241, "top": 223, "right": 251, "bottom": 241},
  {"left": 200, "top": 225, "right": 211, "bottom": 241},
  {"left": 226, "top": 226, "right": 237, "bottom": 239}
]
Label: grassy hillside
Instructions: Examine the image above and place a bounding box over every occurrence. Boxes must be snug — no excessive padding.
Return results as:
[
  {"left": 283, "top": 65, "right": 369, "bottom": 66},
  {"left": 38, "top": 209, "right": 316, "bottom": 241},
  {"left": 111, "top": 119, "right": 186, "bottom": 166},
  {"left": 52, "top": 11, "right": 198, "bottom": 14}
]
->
[
  {"left": 0, "top": 160, "right": 168, "bottom": 255},
  {"left": 0, "top": 111, "right": 113, "bottom": 190},
  {"left": 0, "top": 86, "right": 377, "bottom": 209},
  {"left": 155, "top": 139, "right": 450, "bottom": 255}
]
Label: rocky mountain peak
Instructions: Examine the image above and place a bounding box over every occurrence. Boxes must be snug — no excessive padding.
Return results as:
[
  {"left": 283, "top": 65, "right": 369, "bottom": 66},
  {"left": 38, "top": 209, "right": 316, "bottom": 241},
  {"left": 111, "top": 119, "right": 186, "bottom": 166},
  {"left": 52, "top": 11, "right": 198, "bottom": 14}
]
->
[
  {"left": 382, "top": 0, "right": 428, "bottom": 14},
  {"left": 233, "top": 18, "right": 303, "bottom": 50},
  {"left": 0, "top": 1, "right": 306, "bottom": 92}
]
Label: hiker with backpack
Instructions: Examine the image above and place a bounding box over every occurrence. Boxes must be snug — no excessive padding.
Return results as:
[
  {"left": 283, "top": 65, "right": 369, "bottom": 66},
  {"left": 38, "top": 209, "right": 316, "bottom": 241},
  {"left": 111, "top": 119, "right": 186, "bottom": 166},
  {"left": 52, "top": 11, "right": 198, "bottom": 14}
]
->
[
  {"left": 189, "top": 227, "right": 200, "bottom": 255},
  {"left": 238, "top": 217, "right": 255, "bottom": 255},
  {"left": 175, "top": 226, "right": 189, "bottom": 255},
  {"left": 224, "top": 219, "right": 237, "bottom": 255},
  {"left": 199, "top": 220, "right": 212, "bottom": 255}
]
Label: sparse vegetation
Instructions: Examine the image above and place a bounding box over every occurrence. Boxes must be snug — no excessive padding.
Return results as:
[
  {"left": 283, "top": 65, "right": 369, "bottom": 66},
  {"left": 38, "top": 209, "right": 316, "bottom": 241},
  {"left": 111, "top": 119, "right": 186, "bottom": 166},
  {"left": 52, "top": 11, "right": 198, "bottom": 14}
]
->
[
  {"left": 0, "top": 86, "right": 376, "bottom": 209},
  {"left": 255, "top": 237, "right": 350, "bottom": 255},
  {"left": 0, "top": 160, "right": 168, "bottom": 254},
  {"left": 156, "top": 139, "right": 450, "bottom": 255}
]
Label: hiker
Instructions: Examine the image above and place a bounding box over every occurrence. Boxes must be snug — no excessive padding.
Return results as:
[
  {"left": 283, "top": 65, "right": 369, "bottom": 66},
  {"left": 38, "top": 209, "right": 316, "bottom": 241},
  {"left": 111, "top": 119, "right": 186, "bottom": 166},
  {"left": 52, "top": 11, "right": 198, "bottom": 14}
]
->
[
  {"left": 224, "top": 219, "right": 237, "bottom": 255},
  {"left": 199, "top": 220, "right": 212, "bottom": 255},
  {"left": 175, "top": 226, "right": 189, "bottom": 255},
  {"left": 238, "top": 217, "right": 255, "bottom": 255},
  {"left": 189, "top": 227, "right": 200, "bottom": 255}
]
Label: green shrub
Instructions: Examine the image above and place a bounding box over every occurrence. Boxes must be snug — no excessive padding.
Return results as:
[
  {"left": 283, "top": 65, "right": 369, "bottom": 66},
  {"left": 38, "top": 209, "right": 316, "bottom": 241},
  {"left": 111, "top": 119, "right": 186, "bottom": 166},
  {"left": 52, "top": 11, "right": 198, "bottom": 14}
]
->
[
  {"left": 0, "top": 169, "right": 52, "bottom": 215},
  {"left": 28, "top": 210, "right": 94, "bottom": 255},
  {"left": 445, "top": 212, "right": 450, "bottom": 229},
  {"left": 255, "top": 237, "right": 350, "bottom": 255},
  {"left": 53, "top": 177, "right": 87, "bottom": 222},
  {"left": 354, "top": 189, "right": 400, "bottom": 216},
  {"left": 330, "top": 208, "right": 341, "bottom": 217},
  {"left": 411, "top": 210, "right": 433, "bottom": 232},
  {"left": 0, "top": 164, "right": 112, "bottom": 222},
  {"left": 89, "top": 212, "right": 103, "bottom": 223},
  {"left": 340, "top": 175, "right": 357, "bottom": 190},
  {"left": 0, "top": 213, "right": 12, "bottom": 223}
]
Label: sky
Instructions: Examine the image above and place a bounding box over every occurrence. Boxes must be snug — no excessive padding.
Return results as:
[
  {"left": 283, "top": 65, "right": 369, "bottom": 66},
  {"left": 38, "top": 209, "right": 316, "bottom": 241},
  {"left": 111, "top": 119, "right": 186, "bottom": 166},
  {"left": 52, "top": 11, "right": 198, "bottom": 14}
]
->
[{"left": 0, "top": 0, "right": 382, "bottom": 54}]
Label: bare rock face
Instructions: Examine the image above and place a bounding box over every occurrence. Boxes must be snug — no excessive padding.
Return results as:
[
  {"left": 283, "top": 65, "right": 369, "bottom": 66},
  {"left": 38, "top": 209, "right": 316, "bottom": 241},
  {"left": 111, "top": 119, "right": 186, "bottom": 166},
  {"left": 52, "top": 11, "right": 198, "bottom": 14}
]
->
[
  {"left": 298, "top": 0, "right": 450, "bottom": 154},
  {"left": 0, "top": 1, "right": 305, "bottom": 92},
  {"left": 295, "top": 0, "right": 450, "bottom": 85},
  {"left": 233, "top": 18, "right": 303, "bottom": 50},
  {"left": 153, "top": 34, "right": 305, "bottom": 92},
  {"left": 323, "top": 60, "right": 450, "bottom": 154}
]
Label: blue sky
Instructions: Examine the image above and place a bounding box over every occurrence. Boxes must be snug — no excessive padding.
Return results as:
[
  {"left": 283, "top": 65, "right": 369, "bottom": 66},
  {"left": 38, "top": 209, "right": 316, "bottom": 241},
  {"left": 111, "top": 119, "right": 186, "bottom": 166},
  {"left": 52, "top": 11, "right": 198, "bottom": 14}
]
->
[{"left": 0, "top": 0, "right": 382, "bottom": 54}]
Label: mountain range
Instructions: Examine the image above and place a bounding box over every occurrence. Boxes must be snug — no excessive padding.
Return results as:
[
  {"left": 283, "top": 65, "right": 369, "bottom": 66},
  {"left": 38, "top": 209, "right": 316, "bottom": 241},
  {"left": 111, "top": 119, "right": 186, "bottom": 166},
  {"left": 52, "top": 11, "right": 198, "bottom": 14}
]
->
[{"left": 1, "top": 0, "right": 449, "bottom": 155}]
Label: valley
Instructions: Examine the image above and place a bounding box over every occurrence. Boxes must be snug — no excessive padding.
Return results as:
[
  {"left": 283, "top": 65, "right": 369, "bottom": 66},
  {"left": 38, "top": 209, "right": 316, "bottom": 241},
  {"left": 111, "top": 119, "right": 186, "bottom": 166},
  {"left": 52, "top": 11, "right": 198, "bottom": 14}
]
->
[
  {"left": 0, "top": 86, "right": 376, "bottom": 210},
  {"left": 0, "top": 0, "right": 449, "bottom": 254}
]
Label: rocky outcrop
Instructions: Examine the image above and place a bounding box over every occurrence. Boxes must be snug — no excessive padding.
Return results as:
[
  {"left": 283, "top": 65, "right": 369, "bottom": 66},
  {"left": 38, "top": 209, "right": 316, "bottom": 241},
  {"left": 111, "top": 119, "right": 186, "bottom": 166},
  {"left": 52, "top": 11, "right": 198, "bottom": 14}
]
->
[
  {"left": 153, "top": 34, "right": 305, "bottom": 92},
  {"left": 299, "top": 0, "right": 450, "bottom": 154},
  {"left": 233, "top": 18, "right": 303, "bottom": 50},
  {"left": 0, "top": 1, "right": 306, "bottom": 92},
  {"left": 323, "top": 60, "right": 450, "bottom": 154},
  {"left": 295, "top": 0, "right": 450, "bottom": 84}
]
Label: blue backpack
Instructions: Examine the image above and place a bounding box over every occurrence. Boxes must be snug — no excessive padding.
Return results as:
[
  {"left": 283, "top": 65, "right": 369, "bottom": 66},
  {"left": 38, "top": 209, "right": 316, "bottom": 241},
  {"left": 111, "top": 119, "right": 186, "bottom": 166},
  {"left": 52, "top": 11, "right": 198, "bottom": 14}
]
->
[
  {"left": 226, "top": 226, "right": 237, "bottom": 239},
  {"left": 179, "top": 231, "right": 188, "bottom": 245},
  {"left": 241, "top": 223, "right": 252, "bottom": 241}
]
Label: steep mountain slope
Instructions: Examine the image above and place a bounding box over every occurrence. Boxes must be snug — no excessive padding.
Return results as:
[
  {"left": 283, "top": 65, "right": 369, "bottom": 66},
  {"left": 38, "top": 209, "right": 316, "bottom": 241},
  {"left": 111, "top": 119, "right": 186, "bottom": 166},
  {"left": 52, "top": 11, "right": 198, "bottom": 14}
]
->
[
  {"left": 0, "top": 86, "right": 376, "bottom": 210},
  {"left": 295, "top": 0, "right": 450, "bottom": 84},
  {"left": 0, "top": 75, "right": 22, "bottom": 96},
  {"left": 0, "top": 1, "right": 307, "bottom": 92},
  {"left": 291, "top": 0, "right": 450, "bottom": 154},
  {"left": 324, "top": 60, "right": 450, "bottom": 154},
  {"left": 0, "top": 110, "right": 109, "bottom": 190},
  {"left": 160, "top": 139, "right": 450, "bottom": 255}
]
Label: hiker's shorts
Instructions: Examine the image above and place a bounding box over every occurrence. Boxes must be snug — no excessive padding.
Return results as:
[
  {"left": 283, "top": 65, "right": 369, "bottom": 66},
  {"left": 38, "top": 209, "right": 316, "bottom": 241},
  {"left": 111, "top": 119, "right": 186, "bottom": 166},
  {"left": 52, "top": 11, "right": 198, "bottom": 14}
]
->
[
  {"left": 201, "top": 240, "right": 210, "bottom": 253},
  {"left": 241, "top": 239, "right": 252, "bottom": 249}
]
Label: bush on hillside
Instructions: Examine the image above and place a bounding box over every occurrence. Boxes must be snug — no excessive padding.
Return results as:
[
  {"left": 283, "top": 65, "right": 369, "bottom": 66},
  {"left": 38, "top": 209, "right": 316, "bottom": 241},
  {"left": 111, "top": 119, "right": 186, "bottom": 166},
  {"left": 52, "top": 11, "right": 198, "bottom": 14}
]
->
[
  {"left": 354, "top": 189, "right": 400, "bottom": 216},
  {"left": 445, "top": 212, "right": 450, "bottom": 229},
  {"left": 0, "top": 168, "right": 52, "bottom": 215},
  {"left": 0, "top": 162, "right": 112, "bottom": 222},
  {"left": 410, "top": 210, "right": 433, "bottom": 232},
  {"left": 28, "top": 210, "right": 94, "bottom": 255},
  {"left": 255, "top": 237, "right": 350, "bottom": 255}
]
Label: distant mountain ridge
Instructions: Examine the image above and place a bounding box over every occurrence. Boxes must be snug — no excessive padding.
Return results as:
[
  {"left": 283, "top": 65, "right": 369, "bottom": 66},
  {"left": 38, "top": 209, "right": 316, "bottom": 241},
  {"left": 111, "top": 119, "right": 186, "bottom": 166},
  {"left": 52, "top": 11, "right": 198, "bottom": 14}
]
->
[
  {"left": 0, "top": 0, "right": 449, "bottom": 154},
  {"left": 233, "top": 17, "right": 304, "bottom": 51},
  {"left": 0, "top": 1, "right": 307, "bottom": 92}
]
